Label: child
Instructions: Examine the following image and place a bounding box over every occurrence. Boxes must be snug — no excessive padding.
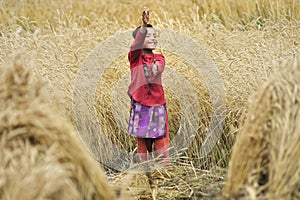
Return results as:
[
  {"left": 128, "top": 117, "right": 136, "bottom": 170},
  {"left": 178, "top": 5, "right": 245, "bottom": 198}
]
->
[{"left": 127, "top": 10, "right": 169, "bottom": 166}]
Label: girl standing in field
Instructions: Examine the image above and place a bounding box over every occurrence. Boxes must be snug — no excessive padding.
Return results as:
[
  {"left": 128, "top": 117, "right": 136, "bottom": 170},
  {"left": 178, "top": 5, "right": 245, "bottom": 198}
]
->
[{"left": 127, "top": 10, "right": 170, "bottom": 166}]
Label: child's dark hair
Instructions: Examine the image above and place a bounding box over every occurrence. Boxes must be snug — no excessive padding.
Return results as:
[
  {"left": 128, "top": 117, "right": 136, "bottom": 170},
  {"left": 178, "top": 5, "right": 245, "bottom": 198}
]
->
[{"left": 132, "top": 24, "right": 153, "bottom": 39}]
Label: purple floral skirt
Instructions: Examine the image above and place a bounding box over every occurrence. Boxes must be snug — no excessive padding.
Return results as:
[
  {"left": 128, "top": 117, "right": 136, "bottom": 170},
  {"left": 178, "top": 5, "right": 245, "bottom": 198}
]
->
[{"left": 128, "top": 98, "right": 167, "bottom": 138}]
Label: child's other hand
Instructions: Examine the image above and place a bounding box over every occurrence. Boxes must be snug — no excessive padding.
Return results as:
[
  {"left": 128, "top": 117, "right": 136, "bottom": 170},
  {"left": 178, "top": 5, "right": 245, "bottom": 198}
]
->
[
  {"left": 142, "top": 10, "right": 149, "bottom": 27},
  {"left": 152, "top": 62, "right": 158, "bottom": 76}
]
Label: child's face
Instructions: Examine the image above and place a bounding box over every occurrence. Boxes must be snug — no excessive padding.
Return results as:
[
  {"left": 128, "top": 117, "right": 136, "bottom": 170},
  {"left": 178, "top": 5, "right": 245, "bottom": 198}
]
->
[{"left": 143, "top": 28, "right": 157, "bottom": 50}]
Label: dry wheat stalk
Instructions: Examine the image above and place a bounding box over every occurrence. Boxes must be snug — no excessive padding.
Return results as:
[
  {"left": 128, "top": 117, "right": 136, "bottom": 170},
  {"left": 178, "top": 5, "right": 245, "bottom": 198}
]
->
[
  {"left": 223, "top": 57, "right": 300, "bottom": 200},
  {"left": 1, "top": 1, "right": 300, "bottom": 199},
  {"left": 0, "top": 54, "right": 115, "bottom": 200}
]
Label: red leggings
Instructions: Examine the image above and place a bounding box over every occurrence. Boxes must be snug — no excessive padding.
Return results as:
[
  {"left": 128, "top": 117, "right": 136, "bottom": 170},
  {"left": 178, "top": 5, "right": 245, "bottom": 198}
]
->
[{"left": 137, "top": 115, "right": 170, "bottom": 165}]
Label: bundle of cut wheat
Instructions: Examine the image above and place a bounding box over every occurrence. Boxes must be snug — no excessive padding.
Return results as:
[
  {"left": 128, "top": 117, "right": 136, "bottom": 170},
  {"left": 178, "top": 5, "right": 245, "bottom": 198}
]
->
[
  {"left": 0, "top": 54, "right": 115, "bottom": 200},
  {"left": 223, "top": 57, "right": 300, "bottom": 200}
]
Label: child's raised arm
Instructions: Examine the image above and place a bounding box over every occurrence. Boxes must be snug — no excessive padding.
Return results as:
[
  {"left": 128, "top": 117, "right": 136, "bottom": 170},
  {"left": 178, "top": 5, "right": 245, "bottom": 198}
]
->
[
  {"left": 140, "top": 10, "right": 149, "bottom": 33},
  {"left": 129, "top": 10, "right": 150, "bottom": 64}
]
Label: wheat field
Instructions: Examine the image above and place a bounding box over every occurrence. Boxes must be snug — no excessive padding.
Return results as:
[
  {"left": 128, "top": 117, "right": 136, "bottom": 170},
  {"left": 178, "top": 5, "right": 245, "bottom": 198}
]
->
[{"left": 1, "top": 0, "right": 300, "bottom": 199}]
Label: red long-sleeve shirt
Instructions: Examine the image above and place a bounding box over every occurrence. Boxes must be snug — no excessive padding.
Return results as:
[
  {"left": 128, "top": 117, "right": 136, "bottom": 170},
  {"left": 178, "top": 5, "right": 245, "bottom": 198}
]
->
[{"left": 127, "top": 29, "right": 166, "bottom": 106}]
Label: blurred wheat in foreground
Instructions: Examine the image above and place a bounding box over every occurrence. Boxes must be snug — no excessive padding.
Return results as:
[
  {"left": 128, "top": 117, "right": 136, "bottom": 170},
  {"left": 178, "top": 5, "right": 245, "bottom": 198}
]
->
[
  {"left": 0, "top": 55, "right": 115, "bottom": 200},
  {"left": 223, "top": 57, "right": 300, "bottom": 200}
]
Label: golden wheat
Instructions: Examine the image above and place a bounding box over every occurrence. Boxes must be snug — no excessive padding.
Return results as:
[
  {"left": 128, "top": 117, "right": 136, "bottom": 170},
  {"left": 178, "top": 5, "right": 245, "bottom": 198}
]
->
[
  {"left": 223, "top": 57, "right": 300, "bottom": 200},
  {"left": 0, "top": 54, "right": 115, "bottom": 200},
  {"left": 1, "top": 0, "right": 300, "bottom": 199}
]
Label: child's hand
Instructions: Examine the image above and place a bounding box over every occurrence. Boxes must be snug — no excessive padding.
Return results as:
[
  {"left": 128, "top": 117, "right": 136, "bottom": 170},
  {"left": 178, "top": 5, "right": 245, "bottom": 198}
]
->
[
  {"left": 152, "top": 62, "right": 158, "bottom": 76},
  {"left": 142, "top": 10, "right": 149, "bottom": 28}
]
